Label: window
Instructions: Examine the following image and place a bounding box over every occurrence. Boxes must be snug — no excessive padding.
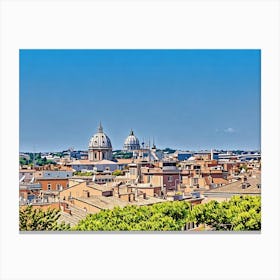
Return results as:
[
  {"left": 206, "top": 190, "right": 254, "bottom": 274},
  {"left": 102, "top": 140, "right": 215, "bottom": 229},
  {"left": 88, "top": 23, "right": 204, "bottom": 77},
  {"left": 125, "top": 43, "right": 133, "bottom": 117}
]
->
[
  {"left": 168, "top": 176, "right": 173, "bottom": 182},
  {"left": 56, "top": 184, "right": 61, "bottom": 191},
  {"left": 193, "top": 178, "right": 198, "bottom": 185},
  {"left": 47, "top": 184, "right": 51, "bottom": 190}
]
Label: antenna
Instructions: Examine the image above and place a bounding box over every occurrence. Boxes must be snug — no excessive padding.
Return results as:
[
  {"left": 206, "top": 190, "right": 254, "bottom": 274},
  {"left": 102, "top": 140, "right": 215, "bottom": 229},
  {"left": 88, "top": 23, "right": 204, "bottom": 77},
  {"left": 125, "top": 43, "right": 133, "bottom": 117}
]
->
[
  {"left": 148, "top": 138, "right": 151, "bottom": 162},
  {"left": 33, "top": 144, "right": 36, "bottom": 168}
]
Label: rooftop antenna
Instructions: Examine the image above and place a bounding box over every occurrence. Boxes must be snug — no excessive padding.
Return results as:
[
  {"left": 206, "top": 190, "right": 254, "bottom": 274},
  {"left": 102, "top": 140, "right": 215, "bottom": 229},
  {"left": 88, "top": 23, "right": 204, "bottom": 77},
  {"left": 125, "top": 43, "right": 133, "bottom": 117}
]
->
[
  {"left": 148, "top": 138, "right": 151, "bottom": 162},
  {"left": 141, "top": 139, "right": 145, "bottom": 159},
  {"left": 33, "top": 144, "right": 36, "bottom": 168}
]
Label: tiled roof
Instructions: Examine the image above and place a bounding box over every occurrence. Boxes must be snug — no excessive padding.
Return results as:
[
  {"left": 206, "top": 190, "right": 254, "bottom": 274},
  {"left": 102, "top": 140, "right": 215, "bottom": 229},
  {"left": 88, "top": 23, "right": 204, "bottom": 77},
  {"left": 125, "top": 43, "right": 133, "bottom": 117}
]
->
[
  {"left": 116, "top": 159, "right": 133, "bottom": 164},
  {"left": 95, "top": 160, "right": 117, "bottom": 165},
  {"left": 76, "top": 194, "right": 165, "bottom": 210},
  {"left": 206, "top": 173, "right": 261, "bottom": 194},
  {"left": 87, "top": 183, "right": 113, "bottom": 192},
  {"left": 212, "top": 178, "right": 228, "bottom": 184},
  {"left": 70, "top": 160, "right": 94, "bottom": 165}
]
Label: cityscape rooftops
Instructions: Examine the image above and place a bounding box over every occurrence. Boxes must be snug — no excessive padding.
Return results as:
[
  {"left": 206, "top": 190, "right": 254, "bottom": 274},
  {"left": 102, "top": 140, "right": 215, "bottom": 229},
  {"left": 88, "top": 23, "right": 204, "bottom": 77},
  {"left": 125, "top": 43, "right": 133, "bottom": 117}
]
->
[
  {"left": 205, "top": 173, "right": 261, "bottom": 195},
  {"left": 35, "top": 170, "right": 73, "bottom": 179},
  {"left": 70, "top": 159, "right": 117, "bottom": 165},
  {"left": 116, "top": 159, "right": 134, "bottom": 165},
  {"left": 75, "top": 194, "right": 165, "bottom": 210}
]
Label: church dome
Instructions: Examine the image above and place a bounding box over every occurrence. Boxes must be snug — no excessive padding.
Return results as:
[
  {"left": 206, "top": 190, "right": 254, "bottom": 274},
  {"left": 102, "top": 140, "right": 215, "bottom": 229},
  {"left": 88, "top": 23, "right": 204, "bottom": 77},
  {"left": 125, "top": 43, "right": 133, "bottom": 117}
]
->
[
  {"left": 89, "top": 123, "right": 112, "bottom": 149},
  {"left": 123, "top": 130, "right": 140, "bottom": 151}
]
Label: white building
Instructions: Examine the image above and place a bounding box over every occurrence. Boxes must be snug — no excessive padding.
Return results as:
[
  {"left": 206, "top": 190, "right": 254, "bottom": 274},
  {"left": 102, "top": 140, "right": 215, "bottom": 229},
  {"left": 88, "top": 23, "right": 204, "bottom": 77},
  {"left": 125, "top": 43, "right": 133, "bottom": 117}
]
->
[
  {"left": 88, "top": 123, "right": 113, "bottom": 161},
  {"left": 123, "top": 130, "right": 140, "bottom": 151}
]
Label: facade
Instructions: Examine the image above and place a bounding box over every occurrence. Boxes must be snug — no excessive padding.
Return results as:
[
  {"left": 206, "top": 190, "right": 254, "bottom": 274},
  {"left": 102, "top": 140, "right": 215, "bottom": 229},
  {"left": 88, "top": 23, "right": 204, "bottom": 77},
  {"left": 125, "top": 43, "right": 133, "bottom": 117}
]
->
[
  {"left": 36, "top": 178, "right": 69, "bottom": 191},
  {"left": 69, "top": 160, "right": 96, "bottom": 171},
  {"left": 88, "top": 123, "right": 113, "bottom": 161},
  {"left": 141, "top": 164, "right": 180, "bottom": 191},
  {"left": 123, "top": 130, "right": 140, "bottom": 151},
  {"left": 70, "top": 159, "right": 118, "bottom": 172},
  {"left": 19, "top": 182, "right": 41, "bottom": 204},
  {"left": 19, "top": 169, "right": 36, "bottom": 183}
]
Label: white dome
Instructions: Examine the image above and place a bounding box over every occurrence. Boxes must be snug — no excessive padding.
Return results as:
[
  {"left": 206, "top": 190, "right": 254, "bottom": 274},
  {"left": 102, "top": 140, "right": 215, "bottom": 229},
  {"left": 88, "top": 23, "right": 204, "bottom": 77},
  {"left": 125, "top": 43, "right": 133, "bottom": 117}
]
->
[
  {"left": 89, "top": 123, "right": 112, "bottom": 149},
  {"left": 123, "top": 130, "right": 140, "bottom": 151}
]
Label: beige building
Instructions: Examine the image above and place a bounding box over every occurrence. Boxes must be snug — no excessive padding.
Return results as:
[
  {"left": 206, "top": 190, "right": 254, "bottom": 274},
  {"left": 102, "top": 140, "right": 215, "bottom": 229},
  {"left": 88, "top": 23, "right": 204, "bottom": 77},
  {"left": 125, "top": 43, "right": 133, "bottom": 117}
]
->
[{"left": 59, "top": 180, "right": 165, "bottom": 214}]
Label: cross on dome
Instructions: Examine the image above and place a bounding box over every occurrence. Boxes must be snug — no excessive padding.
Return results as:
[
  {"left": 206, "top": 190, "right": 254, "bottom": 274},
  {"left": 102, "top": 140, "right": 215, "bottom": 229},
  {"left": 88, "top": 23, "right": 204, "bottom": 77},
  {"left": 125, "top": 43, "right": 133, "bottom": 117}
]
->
[{"left": 98, "top": 122, "right": 103, "bottom": 133}]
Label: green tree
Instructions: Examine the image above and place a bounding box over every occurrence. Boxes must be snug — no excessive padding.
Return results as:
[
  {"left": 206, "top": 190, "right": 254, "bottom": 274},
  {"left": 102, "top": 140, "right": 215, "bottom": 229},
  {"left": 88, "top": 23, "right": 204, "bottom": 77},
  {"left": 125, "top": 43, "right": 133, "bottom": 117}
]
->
[
  {"left": 74, "top": 201, "right": 192, "bottom": 231},
  {"left": 112, "top": 169, "right": 122, "bottom": 176},
  {"left": 73, "top": 196, "right": 261, "bottom": 231},
  {"left": 19, "top": 205, "right": 70, "bottom": 231},
  {"left": 190, "top": 195, "right": 261, "bottom": 231}
]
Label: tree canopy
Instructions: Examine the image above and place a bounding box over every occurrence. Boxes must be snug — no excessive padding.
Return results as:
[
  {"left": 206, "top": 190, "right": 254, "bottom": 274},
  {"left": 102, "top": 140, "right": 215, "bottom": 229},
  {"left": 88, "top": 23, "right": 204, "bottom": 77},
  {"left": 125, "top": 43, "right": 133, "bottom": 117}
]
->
[
  {"left": 19, "top": 196, "right": 261, "bottom": 231},
  {"left": 19, "top": 206, "right": 70, "bottom": 231},
  {"left": 73, "top": 195, "right": 261, "bottom": 231},
  {"left": 73, "top": 201, "right": 192, "bottom": 231}
]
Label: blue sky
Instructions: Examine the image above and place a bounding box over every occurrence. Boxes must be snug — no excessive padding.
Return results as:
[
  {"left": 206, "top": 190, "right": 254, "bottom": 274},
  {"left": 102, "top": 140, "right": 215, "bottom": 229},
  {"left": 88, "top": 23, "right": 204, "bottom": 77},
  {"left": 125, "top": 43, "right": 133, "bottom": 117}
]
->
[{"left": 20, "top": 49, "right": 260, "bottom": 152}]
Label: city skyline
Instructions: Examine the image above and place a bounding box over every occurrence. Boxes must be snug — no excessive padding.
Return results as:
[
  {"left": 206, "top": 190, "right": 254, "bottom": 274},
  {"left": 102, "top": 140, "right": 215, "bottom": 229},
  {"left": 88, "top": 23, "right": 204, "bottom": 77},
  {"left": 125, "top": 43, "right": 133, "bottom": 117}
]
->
[{"left": 20, "top": 49, "right": 261, "bottom": 152}]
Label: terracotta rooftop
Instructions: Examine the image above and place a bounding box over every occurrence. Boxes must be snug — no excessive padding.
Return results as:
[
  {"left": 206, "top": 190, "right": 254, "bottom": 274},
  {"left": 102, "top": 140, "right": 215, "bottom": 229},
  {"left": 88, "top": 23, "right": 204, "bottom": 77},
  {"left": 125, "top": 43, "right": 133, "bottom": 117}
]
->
[
  {"left": 70, "top": 160, "right": 94, "bottom": 165},
  {"left": 212, "top": 178, "right": 228, "bottom": 184},
  {"left": 70, "top": 159, "right": 117, "bottom": 165},
  {"left": 206, "top": 173, "right": 261, "bottom": 195},
  {"left": 87, "top": 183, "right": 113, "bottom": 192},
  {"left": 76, "top": 195, "right": 165, "bottom": 210},
  {"left": 116, "top": 159, "right": 133, "bottom": 164}
]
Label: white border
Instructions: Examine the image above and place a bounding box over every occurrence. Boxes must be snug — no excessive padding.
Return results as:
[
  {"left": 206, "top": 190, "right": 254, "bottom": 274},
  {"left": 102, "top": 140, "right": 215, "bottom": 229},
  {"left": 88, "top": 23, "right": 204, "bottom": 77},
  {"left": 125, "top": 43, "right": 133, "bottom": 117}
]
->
[{"left": 0, "top": 0, "right": 279, "bottom": 279}]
